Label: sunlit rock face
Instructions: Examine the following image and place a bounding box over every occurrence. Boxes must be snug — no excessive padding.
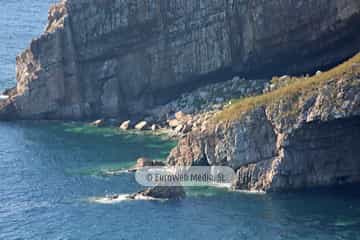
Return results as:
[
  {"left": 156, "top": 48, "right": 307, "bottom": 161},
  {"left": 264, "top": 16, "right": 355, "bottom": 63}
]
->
[
  {"left": 168, "top": 67, "right": 360, "bottom": 192},
  {"left": 1, "top": 0, "right": 360, "bottom": 120}
]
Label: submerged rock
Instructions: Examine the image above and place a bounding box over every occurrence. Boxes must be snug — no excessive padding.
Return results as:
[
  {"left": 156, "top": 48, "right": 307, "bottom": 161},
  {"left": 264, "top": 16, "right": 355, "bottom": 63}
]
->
[
  {"left": 129, "top": 186, "right": 186, "bottom": 200},
  {"left": 104, "top": 157, "right": 166, "bottom": 175},
  {"left": 127, "top": 157, "right": 165, "bottom": 172},
  {"left": 136, "top": 157, "right": 165, "bottom": 168},
  {"left": 93, "top": 186, "right": 186, "bottom": 203},
  {"left": 90, "top": 119, "right": 105, "bottom": 127}
]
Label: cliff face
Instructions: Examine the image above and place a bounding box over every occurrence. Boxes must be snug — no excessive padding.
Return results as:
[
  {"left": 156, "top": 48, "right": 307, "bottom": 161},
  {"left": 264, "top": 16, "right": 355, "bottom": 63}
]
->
[
  {"left": 167, "top": 56, "right": 360, "bottom": 192},
  {"left": 1, "top": 0, "right": 360, "bottom": 119}
]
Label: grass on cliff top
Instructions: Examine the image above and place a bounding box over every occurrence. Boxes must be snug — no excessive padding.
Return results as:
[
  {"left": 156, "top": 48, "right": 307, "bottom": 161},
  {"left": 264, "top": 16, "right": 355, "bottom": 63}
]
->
[{"left": 215, "top": 52, "right": 360, "bottom": 122}]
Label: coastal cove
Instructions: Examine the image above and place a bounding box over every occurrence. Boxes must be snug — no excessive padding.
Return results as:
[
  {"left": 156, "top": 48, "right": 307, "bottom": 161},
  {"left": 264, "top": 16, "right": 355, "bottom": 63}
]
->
[{"left": 1, "top": 1, "right": 360, "bottom": 239}]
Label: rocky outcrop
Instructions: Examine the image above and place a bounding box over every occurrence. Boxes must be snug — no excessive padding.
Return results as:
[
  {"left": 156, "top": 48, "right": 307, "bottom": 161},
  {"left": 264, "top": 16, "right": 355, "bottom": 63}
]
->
[
  {"left": 147, "top": 76, "right": 268, "bottom": 123},
  {"left": 128, "top": 186, "right": 186, "bottom": 200},
  {"left": 128, "top": 157, "right": 165, "bottom": 172},
  {"left": 167, "top": 57, "right": 360, "bottom": 192},
  {"left": 1, "top": 0, "right": 360, "bottom": 120}
]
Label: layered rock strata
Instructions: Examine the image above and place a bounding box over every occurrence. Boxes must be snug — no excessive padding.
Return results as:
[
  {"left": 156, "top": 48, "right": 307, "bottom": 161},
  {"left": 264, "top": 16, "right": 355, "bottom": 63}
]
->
[
  {"left": 1, "top": 0, "right": 360, "bottom": 119},
  {"left": 168, "top": 58, "right": 360, "bottom": 191}
]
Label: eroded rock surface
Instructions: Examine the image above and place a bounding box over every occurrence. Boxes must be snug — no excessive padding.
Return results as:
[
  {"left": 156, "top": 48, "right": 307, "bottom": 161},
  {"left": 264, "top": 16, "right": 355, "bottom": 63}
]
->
[
  {"left": 129, "top": 185, "right": 186, "bottom": 200},
  {"left": 168, "top": 61, "right": 360, "bottom": 192},
  {"left": 128, "top": 157, "right": 165, "bottom": 172},
  {"left": 1, "top": 0, "right": 360, "bottom": 120}
]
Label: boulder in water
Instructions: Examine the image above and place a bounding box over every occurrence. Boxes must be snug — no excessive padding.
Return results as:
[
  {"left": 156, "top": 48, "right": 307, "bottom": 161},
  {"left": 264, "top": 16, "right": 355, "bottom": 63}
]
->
[
  {"left": 129, "top": 185, "right": 186, "bottom": 200},
  {"left": 129, "top": 157, "right": 165, "bottom": 172},
  {"left": 120, "top": 120, "right": 131, "bottom": 130},
  {"left": 135, "top": 121, "right": 148, "bottom": 130},
  {"left": 90, "top": 119, "right": 105, "bottom": 127}
]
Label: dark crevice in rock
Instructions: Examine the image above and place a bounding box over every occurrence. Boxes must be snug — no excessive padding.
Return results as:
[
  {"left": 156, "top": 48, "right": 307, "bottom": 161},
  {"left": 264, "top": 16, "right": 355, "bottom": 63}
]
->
[{"left": 274, "top": 116, "right": 360, "bottom": 190}]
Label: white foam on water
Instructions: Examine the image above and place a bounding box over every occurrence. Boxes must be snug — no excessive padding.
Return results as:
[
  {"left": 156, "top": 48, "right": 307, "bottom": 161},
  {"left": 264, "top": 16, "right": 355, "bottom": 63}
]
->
[
  {"left": 0, "top": 95, "right": 9, "bottom": 100},
  {"left": 233, "top": 189, "right": 266, "bottom": 195},
  {"left": 334, "top": 220, "right": 358, "bottom": 227},
  {"left": 132, "top": 195, "right": 160, "bottom": 201},
  {"left": 101, "top": 169, "right": 131, "bottom": 176},
  {"left": 89, "top": 194, "right": 131, "bottom": 204},
  {"left": 88, "top": 194, "right": 164, "bottom": 204},
  {"left": 209, "top": 182, "right": 232, "bottom": 189}
]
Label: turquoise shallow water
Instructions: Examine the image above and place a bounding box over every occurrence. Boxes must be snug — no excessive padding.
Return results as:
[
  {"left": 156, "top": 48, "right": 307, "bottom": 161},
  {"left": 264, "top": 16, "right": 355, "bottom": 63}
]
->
[
  {"left": 1, "top": 1, "right": 360, "bottom": 240},
  {"left": 0, "top": 122, "right": 360, "bottom": 240},
  {"left": 0, "top": 121, "right": 359, "bottom": 240}
]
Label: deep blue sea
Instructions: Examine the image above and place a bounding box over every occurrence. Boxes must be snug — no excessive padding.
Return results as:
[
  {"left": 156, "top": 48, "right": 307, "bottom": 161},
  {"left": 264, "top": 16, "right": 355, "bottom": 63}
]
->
[{"left": 0, "top": 1, "right": 360, "bottom": 239}]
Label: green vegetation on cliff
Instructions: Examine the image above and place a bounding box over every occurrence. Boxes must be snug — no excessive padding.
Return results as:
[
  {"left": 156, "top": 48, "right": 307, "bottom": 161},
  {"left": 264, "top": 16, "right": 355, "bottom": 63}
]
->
[{"left": 215, "top": 52, "right": 360, "bottom": 122}]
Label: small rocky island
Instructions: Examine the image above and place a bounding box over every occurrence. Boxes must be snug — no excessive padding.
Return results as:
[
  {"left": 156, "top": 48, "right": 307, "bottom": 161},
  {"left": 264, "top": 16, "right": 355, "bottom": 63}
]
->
[{"left": 0, "top": 0, "right": 360, "bottom": 193}]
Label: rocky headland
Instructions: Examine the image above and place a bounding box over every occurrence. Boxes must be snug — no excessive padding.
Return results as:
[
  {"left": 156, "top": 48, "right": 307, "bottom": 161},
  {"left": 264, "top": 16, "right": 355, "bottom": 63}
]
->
[
  {"left": 168, "top": 54, "right": 360, "bottom": 192},
  {"left": 0, "top": 0, "right": 360, "bottom": 120},
  {"left": 0, "top": 0, "right": 359, "bottom": 193}
]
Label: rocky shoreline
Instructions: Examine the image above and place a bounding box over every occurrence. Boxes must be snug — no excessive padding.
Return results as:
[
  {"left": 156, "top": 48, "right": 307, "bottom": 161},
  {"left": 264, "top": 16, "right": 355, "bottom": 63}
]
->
[
  {"left": 86, "top": 76, "right": 268, "bottom": 140},
  {"left": 167, "top": 54, "right": 360, "bottom": 192},
  {"left": 86, "top": 54, "right": 360, "bottom": 194},
  {"left": 1, "top": 0, "right": 360, "bottom": 194},
  {"left": 3, "top": 54, "right": 358, "bottom": 195}
]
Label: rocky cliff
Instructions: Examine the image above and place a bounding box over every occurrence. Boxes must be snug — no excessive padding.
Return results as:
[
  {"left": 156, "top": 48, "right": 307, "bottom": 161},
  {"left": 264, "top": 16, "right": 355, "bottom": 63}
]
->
[
  {"left": 167, "top": 54, "right": 360, "bottom": 192},
  {"left": 1, "top": 0, "right": 360, "bottom": 120}
]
